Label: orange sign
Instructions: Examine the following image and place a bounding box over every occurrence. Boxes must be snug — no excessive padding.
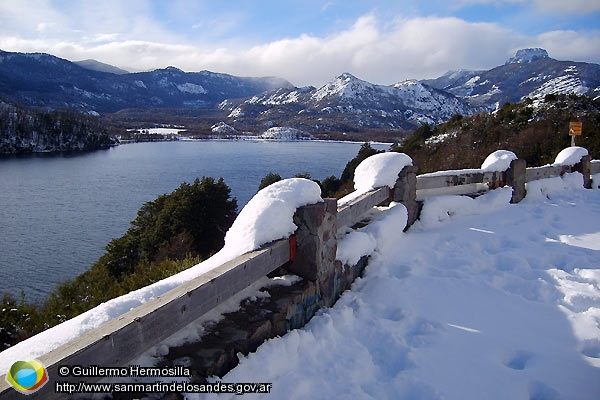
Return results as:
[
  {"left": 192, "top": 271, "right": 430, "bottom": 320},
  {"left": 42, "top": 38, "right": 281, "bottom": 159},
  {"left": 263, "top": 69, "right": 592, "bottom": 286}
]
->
[{"left": 569, "top": 121, "right": 582, "bottom": 136}]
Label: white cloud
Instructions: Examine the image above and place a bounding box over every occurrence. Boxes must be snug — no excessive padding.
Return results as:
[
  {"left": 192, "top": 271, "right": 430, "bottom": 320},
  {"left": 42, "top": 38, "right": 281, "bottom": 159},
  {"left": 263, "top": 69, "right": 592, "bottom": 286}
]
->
[
  {"left": 534, "top": 30, "right": 600, "bottom": 61},
  {"left": 199, "top": 15, "right": 527, "bottom": 85},
  {"left": 0, "top": 10, "right": 599, "bottom": 87}
]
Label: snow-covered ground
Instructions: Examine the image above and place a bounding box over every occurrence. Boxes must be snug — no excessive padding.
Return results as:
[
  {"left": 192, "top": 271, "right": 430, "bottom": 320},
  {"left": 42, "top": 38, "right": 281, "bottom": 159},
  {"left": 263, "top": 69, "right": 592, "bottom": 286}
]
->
[{"left": 215, "top": 167, "right": 600, "bottom": 399}]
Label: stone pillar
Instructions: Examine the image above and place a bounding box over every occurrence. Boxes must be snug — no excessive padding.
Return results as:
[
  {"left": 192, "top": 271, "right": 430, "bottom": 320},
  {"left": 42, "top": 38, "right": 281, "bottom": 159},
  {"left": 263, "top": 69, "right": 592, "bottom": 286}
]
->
[
  {"left": 506, "top": 158, "right": 526, "bottom": 203},
  {"left": 286, "top": 198, "right": 337, "bottom": 283},
  {"left": 573, "top": 155, "right": 592, "bottom": 189},
  {"left": 392, "top": 165, "right": 420, "bottom": 230}
]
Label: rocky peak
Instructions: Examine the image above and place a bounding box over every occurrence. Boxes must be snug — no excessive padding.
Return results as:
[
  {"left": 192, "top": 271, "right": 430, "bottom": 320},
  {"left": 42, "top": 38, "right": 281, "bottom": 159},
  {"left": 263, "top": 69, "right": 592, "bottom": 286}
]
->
[{"left": 506, "top": 48, "right": 549, "bottom": 64}]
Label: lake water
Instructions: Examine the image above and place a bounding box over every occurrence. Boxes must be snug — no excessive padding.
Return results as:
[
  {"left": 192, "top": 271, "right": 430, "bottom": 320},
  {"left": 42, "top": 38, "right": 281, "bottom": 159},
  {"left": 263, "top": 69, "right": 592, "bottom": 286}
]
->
[{"left": 0, "top": 140, "right": 388, "bottom": 302}]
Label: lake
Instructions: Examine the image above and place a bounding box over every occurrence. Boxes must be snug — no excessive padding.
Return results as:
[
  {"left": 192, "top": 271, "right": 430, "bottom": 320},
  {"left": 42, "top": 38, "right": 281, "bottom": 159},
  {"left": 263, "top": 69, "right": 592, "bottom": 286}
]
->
[{"left": 0, "top": 140, "right": 388, "bottom": 302}]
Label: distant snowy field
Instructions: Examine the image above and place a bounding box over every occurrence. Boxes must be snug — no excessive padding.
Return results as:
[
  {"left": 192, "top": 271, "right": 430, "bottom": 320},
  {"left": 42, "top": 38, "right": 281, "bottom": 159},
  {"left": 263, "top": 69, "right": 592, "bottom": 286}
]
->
[{"left": 217, "top": 173, "right": 600, "bottom": 400}]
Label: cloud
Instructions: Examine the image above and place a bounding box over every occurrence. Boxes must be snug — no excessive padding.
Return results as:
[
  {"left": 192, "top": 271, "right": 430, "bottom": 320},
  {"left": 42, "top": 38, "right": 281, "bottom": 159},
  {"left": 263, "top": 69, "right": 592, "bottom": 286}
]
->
[
  {"left": 0, "top": 11, "right": 599, "bottom": 87},
  {"left": 195, "top": 14, "right": 526, "bottom": 85},
  {"left": 534, "top": 30, "right": 600, "bottom": 61}
]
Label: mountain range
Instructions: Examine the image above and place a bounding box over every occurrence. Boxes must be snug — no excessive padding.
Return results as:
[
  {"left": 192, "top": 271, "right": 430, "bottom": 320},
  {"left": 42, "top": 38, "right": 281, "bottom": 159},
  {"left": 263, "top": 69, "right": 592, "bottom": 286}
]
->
[
  {"left": 0, "top": 49, "right": 292, "bottom": 113},
  {"left": 0, "top": 48, "right": 599, "bottom": 137}
]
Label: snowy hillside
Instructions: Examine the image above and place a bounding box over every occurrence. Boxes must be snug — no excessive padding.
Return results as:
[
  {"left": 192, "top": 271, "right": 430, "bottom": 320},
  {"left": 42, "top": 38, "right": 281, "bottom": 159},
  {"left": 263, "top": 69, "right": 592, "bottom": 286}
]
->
[
  {"left": 222, "top": 73, "right": 475, "bottom": 131},
  {"left": 215, "top": 50, "right": 600, "bottom": 137},
  {"left": 424, "top": 48, "right": 600, "bottom": 108},
  {"left": 220, "top": 49, "right": 600, "bottom": 135}
]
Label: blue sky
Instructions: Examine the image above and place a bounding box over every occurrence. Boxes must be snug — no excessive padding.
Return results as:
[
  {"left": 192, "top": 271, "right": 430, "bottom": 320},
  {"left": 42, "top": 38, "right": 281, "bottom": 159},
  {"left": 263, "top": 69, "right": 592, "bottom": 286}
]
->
[{"left": 0, "top": 0, "right": 599, "bottom": 86}]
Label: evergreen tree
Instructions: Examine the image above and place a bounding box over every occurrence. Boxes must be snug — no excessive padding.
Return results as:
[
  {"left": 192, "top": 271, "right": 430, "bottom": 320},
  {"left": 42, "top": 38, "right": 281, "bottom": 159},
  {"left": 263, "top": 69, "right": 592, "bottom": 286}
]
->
[
  {"left": 102, "top": 177, "right": 237, "bottom": 278},
  {"left": 258, "top": 173, "right": 282, "bottom": 191}
]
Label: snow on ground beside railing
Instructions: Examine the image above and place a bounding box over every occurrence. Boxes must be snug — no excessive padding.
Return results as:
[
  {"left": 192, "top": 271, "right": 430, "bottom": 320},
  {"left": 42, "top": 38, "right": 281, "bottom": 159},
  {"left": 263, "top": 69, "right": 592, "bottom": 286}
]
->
[
  {"left": 0, "top": 178, "right": 322, "bottom": 374},
  {"left": 337, "top": 203, "right": 408, "bottom": 266},
  {"left": 217, "top": 171, "right": 600, "bottom": 400},
  {"left": 525, "top": 172, "right": 587, "bottom": 201}
]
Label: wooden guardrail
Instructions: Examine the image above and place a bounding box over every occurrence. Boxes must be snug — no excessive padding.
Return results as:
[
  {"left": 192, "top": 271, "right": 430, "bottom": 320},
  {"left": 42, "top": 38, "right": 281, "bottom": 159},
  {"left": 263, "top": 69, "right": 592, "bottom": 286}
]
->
[
  {"left": 1, "top": 150, "right": 597, "bottom": 398},
  {"left": 337, "top": 187, "right": 390, "bottom": 229},
  {"left": 0, "top": 240, "right": 292, "bottom": 398},
  {"left": 0, "top": 182, "right": 399, "bottom": 398},
  {"left": 416, "top": 155, "right": 593, "bottom": 202}
]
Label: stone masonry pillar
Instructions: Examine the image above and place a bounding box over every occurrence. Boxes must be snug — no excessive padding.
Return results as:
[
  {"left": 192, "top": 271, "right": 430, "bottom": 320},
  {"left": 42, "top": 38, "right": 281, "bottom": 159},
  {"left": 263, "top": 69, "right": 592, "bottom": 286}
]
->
[
  {"left": 506, "top": 158, "right": 526, "bottom": 203},
  {"left": 393, "top": 165, "right": 420, "bottom": 230},
  {"left": 285, "top": 199, "right": 338, "bottom": 305},
  {"left": 573, "top": 155, "right": 592, "bottom": 189}
]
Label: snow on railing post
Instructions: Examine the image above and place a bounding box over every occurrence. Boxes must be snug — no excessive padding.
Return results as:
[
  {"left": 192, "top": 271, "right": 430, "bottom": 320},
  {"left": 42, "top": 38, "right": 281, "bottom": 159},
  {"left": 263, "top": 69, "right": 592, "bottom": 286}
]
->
[
  {"left": 392, "top": 165, "right": 420, "bottom": 229},
  {"left": 506, "top": 158, "right": 527, "bottom": 203}
]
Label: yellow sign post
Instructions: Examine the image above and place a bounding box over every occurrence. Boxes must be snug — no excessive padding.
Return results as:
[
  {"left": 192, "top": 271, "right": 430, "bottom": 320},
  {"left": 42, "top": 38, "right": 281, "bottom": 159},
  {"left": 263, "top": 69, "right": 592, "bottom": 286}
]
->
[{"left": 569, "top": 121, "right": 582, "bottom": 146}]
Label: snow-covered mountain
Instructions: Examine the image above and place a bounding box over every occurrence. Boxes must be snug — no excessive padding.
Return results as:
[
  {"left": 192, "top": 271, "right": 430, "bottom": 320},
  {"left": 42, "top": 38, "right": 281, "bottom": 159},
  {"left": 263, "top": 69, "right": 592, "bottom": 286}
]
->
[
  {"left": 0, "top": 50, "right": 293, "bottom": 113},
  {"left": 220, "top": 73, "right": 477, "bottom": 132},
  {"left": 423, "top": 48, "right": 600, "bottom": 108},
  {"left": 0, "top": 48, "right": 598, "bottom": 135},
  {"left": 221, "top": 49, "right": 600, "bottom": 133}
]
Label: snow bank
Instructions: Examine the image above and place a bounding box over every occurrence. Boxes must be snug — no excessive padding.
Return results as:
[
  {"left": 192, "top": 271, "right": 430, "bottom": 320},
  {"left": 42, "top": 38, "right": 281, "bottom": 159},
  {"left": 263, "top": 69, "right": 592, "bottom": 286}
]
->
[
  {"left": 554, "top": 146, "right": 588, "bottom": 166},
  {"left": 336, "top": 231, "right": 376, "bottom": 266},
  {"left": 480, "top": 150, "right": 517, "bottom": 172},
  {"left": 336, "top": 203, "right": 408, "bottom": 266},
  {"left": 335, "top": 151, "right": 413, "bottom": 266},
  {"left": 418, "top": 187, "right": 513, "bottom": 228},
  {"left": 0, "top": 178, "right": 322, "bottom": 374},
  {"left": 525, "top": 172, "right": 586, "bottom": 201},
  {"left": 339, "top": 152, "right": 412, "bottom": 205}
]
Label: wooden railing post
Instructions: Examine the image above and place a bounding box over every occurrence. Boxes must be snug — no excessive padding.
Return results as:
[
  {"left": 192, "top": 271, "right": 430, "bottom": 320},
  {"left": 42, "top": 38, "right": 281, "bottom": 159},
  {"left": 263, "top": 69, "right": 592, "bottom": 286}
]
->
[
  {"left": 573, "top": 155, "right": 592, "bottom": 189},
  {"left": 506, "top": 158, "right": 527, "bottom": 203},
  {"left": 393, "top": 165, "right": 420, "bottom": 229}
]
